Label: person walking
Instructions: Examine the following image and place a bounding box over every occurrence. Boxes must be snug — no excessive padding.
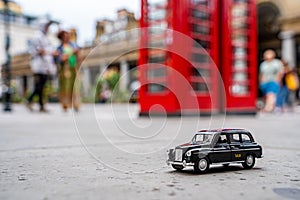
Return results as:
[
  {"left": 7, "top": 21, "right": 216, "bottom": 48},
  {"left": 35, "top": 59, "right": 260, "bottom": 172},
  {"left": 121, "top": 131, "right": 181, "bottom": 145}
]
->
[
  {"left": 26, "top": 19, "right": 57, "bottom": 112},
  {"left": 56, "top": 30, "right": 81, "bottom": 112},
  {"left": 283, "top": 60, "right": 299, "bottom": 111},
  {"left": 259, "top": 49, "right": 283, "bottom": 112}
]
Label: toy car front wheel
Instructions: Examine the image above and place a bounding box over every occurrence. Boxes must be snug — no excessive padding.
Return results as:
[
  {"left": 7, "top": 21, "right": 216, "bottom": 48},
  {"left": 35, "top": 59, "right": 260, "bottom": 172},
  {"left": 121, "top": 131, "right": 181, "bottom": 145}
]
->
[
  {"left": 194, "top": 157, "right": 210, "bottom": 173},
  {"left": 172, "top": 164, "right": 184, "bottom": 171},
  {"left": 242, "top": 154, "right": 255, "bottom": 169}
]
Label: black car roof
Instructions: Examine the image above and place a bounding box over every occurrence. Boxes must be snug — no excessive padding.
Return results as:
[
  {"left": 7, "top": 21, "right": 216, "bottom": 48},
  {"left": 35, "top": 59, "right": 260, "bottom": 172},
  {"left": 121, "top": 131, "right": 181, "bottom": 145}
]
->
[{"left": 198, "top": 128, "right": 249, "bottom": 133}]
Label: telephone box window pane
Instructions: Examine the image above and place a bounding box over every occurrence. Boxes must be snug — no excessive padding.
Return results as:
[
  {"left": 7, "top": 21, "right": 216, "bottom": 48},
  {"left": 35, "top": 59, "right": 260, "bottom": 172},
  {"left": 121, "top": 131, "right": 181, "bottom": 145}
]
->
[
  {"left": 192, "top": 68, "right": 210, "bottom": 77},
  {"left": 191, "top": 24, "right": 210, "bottom": 35},
  {"left": 148, "top": 83, "right": 166, "bottom": 93},
  {"left": 149, "top": 55, "right": 165, "bottom": 63},
  {"left": 231, "top": 84, "right": 249, "bottom": 95},
  {"left": 148, "top": 0, "right": 167, "bottom": 6},
  {"left": 192, "top": 82, "right": 209, "bottom": 92},
  {"left": 231, "top": 4, "right": 248, "bottom": 18},
  {"left": 148, "top": 22, "right": 167, "bottom": 33},
  {"left": 191, "top": 9, "right": 209, "bottom": 20},
  {"left": 193, "top": 39, "right": 209, "bottom": 49},
  {"left": 149, "top": 26, "right": 166, "bottom": 35},
  {"left": 192, "top": 53, "right": 209, "bottom": 63},
  {"left": 233, "top": 0, "right": 249, "bottom": 4},
  {"left": 149, "top": 9, "right": 166, "bottom": 21},
  {"left": 191, "top": 0, "right": 208, "bottom": 7},
  {"left": 233, "top": 60, "right": 247, "bottom": 70},
  {"left": 232, "top": 21, "right": 248, "bottom": 29},
  {"left": 232, "top": 35, "right": 248, "bottom": 46},
  {"left": 233, "top": 47, "right": 247, "bottom": 58},
  {"left": 233, "top": 72, "right": 248, "bottom": 81},
  {"left": 149, "top": 39, "right": 165, "bottom": 48},
  {"left": 148, "top": 68, "right": 166, "bottom": 79}
]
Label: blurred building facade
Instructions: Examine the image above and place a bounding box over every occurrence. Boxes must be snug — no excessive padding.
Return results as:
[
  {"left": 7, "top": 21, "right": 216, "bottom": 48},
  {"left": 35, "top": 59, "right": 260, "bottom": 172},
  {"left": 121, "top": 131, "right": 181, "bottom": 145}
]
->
[
  {"left": 4, "top": 0, "right": 300, "bottom": 103},
  {"left": 257, "top": 0, "right": 300, "bottom": 70},
  {"left": 0, "top": 1, "right": 37, "bottom": 69}
]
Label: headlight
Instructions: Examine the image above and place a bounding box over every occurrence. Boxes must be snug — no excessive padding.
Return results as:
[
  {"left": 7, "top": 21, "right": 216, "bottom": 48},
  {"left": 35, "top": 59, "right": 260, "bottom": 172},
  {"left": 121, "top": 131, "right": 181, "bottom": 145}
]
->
[{"left": 186, "top": 151, "right": 191, "bottom": 156}]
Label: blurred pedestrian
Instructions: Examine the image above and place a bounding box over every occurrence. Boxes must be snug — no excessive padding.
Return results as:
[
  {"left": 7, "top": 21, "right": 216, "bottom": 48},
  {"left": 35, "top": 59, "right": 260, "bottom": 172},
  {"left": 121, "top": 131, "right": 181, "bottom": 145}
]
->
[
  {"left": 26, "top": 19, "right": 57, "bottom": 112},
  {"left": 283, "top": 60, "right": 299, "bottom": 111},
  {"left": 259, "top": 49, "right": 283, "bottom": 112},
  {"left": 275, "top": 61, "right": 289, "bottom": 112},
  {"left": 56, "top": 30, "right": 81, "bottom": 112}
]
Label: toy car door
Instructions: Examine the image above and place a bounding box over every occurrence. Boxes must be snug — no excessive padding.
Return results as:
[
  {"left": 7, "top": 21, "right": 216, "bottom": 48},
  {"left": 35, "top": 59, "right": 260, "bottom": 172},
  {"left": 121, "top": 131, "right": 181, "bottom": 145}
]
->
[
  {"left": 210, "top": 133, "right": 231, "bottom": 163},
  {"left": 239, "top": 132, "right": 256, "bottom": 160},
  {"left": 229, "top": 133, "right": 243, "bottom": 161}
]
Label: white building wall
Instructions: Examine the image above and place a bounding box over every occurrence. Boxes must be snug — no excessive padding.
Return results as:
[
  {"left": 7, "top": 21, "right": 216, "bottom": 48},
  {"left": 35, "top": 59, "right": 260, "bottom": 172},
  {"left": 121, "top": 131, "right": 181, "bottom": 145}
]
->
[{"left": 0, "top": 23, "right": 37, "bottom": 65}]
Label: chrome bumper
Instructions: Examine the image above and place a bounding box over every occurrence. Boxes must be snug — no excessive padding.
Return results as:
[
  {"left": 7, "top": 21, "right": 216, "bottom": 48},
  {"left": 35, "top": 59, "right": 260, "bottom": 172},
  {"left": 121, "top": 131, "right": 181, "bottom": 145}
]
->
[{"left": 167, "top": 160, "right": 194, "bottom": 167}]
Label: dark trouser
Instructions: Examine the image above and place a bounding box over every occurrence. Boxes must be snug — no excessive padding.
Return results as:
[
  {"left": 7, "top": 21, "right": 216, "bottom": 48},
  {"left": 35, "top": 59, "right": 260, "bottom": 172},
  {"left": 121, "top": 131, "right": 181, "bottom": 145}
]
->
[{"left": 28, "top": 74, "right": 48, "bottom": 109}]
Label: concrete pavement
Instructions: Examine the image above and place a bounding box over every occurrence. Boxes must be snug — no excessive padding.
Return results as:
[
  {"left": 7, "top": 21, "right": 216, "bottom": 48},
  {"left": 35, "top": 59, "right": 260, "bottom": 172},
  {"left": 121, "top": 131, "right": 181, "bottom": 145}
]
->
[{"left": 0, "top": 103, "right": 300, "bottom": 200}]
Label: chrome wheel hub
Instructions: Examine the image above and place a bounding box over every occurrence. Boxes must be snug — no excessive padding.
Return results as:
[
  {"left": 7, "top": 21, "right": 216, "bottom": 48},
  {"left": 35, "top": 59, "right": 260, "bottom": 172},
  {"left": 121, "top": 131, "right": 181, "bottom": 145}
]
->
[
  {"left": 199, "top": 159, "right": 207, "bottom": 171},
  {"left": 246, "top": 155, "right": 254, "bottom": 165}
]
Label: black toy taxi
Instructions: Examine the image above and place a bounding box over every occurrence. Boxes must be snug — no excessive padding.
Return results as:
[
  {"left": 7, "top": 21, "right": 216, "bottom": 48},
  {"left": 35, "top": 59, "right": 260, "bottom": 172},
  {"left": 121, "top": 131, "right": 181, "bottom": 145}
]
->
[{"left": 167, "top": 129, "right": 263, "bottom": 173}]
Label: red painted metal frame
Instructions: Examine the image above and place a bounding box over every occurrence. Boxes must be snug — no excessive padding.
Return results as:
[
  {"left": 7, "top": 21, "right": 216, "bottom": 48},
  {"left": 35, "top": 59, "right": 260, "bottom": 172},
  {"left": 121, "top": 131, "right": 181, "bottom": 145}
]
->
[{"left": 222, "top": 0, "right": 257, "bottom": 113}]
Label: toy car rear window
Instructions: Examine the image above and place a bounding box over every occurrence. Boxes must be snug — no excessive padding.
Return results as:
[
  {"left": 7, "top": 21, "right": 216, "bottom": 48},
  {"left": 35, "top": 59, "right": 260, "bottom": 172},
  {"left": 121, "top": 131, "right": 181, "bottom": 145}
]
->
[{"left": 241, "top": 133, "right": 252, "bottom": 143}]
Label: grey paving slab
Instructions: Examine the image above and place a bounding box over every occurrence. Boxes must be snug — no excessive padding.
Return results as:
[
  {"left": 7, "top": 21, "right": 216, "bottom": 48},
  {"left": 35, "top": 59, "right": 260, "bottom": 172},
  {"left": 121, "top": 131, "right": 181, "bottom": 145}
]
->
[{"left": 0, "top": 104, "right": 299, "bottom": 200}]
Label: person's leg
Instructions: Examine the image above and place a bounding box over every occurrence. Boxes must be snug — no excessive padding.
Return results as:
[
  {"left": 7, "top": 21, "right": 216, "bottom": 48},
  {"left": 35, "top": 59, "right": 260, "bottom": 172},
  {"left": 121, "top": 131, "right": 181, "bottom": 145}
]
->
[
  {"left": 70, "top": 68, "right": 80, "bottom": 112},
  {"left": 63, "top": 65, "right": 72, "bottom": 111},
  {"left": 265, "top": 92, "right": 276, "bottom": 112},
  {"left": 28, "top": 74, "right": 40, "bottom": 103},
  {"left": 264, "top": 82, "right": 279, "bottom": 112},
  {"left": 26, "top": 74, "right": 41, "bottom": 111},
  {"left": 276, "top": 88, "right": 283, "bottom": 109},
  {"left": 59, "top": 65, "right": 69, "bottom": 112},
  {"left": 37, "top": 74, "right": 48, "bottom": 111}
]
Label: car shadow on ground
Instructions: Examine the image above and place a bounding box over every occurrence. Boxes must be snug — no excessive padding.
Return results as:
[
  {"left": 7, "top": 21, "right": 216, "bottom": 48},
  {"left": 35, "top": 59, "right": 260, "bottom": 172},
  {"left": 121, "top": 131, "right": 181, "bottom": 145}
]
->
[{"left": 167, "top": 165, "right": 263, "bottom": 175}]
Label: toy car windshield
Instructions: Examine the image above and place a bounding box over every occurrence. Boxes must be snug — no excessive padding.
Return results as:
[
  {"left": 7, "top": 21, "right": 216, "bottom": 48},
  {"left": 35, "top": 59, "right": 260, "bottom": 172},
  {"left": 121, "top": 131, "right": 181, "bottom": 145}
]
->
[{"left": 191, "top": 133, "right": 214, "bottom": 145}]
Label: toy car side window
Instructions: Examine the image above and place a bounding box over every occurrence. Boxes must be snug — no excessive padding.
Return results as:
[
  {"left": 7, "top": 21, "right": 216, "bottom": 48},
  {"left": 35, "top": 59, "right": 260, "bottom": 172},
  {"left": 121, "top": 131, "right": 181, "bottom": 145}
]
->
[
  {"left": 241, "top": 133, "right": 252, "bottom": 143},
  {"left": 229, "top": 133, "right": 240, "bottom": 143},
  {"left": 217, "top": 134, "right": 228, "bottom": 144}
]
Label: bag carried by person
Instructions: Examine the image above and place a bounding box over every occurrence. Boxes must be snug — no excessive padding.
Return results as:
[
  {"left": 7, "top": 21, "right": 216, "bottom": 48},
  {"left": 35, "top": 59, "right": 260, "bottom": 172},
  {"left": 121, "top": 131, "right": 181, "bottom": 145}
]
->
[{"left": 285, "top": 72, "right": 299, "bottom": 91}]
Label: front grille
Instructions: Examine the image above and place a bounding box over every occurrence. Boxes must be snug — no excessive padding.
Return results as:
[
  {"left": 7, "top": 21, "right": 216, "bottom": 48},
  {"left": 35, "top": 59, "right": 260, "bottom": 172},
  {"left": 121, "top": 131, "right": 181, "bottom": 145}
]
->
[
  {"left": 168, "top": 149, "right": 175, "bottom": 161},
  {"left": 175, "top": 149, "right": 183, "bottom": 161}
]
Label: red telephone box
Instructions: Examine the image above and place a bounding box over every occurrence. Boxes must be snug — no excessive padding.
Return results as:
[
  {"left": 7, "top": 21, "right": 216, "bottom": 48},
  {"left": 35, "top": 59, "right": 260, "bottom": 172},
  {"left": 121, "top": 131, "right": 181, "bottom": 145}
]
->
[
  {"left": 222, "top": 0, "right": 257, "bottom": 114},
  {"left": 185, "top": 0, "right": 221, "bottom": 113},
  {"left": 139, "top": 0, "right": 179, "bottom": 115},
  {"left": 139, "top": 0, "right": 221, "bottom": 115},
  {"left": 138, "top": 0, "right": 257, "bottom": 115}
]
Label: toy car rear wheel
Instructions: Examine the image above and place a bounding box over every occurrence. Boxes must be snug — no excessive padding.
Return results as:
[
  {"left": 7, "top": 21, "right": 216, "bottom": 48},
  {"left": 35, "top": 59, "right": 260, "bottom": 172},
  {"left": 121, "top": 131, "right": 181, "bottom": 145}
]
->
[
  {"left": 194, "top": 157, "right": 209, "bottom": 173},
  {"left": 242, "top": 154, "right": 255, "bottom": 169},
  {"left": 172, "top": 164, "right": 184, "bottom": 171}
]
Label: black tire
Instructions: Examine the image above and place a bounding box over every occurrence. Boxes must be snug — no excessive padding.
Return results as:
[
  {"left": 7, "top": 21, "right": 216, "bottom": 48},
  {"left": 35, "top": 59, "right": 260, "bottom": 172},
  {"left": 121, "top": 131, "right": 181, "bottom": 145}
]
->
[
  {"left": 194, "top": 157, "right": 210, "bottom": 173},
  {"left": 242, "top": 154, "right": 256, "bottom": 169},
  {"left": 172, "top": 164, "right": 184, "bottom": 171}
]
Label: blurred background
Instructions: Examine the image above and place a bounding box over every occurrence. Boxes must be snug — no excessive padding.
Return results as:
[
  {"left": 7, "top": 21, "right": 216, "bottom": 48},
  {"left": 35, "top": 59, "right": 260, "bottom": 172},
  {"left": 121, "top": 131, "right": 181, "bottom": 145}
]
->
[{"left": 0, "top": 0, "right": 300, "bottom": 114}]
